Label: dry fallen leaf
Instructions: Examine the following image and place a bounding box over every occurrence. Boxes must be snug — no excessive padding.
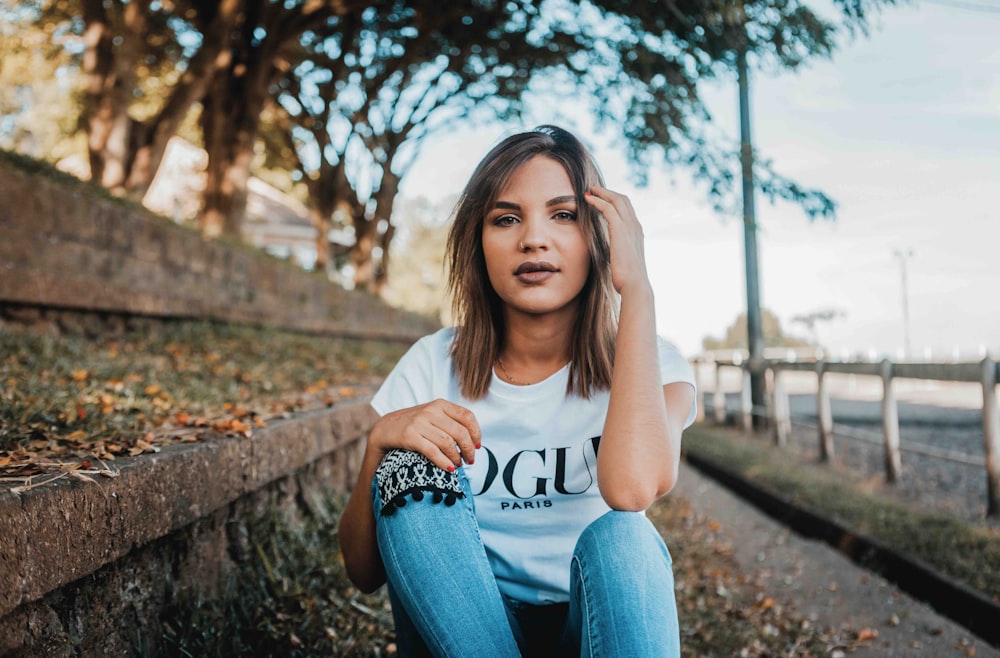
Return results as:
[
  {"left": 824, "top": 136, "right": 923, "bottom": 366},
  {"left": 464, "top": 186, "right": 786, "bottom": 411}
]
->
[
  {"left": 857, "top": 627, "right": 879, "bottom": 641},
  {"left": 70, "top": 470, "right": 97, "bottom": 484}
]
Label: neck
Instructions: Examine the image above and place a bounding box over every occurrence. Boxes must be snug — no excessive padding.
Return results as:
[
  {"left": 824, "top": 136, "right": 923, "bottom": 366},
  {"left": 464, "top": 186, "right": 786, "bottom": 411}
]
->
[{"left": 497, "top": 306, "right": 576, "bottom": 383}]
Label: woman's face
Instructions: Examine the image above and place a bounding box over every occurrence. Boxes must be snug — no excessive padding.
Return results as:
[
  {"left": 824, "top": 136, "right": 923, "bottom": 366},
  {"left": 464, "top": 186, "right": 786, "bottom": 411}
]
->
[{"left": 481, "top": 155, "right": 592, "bottom": 320}]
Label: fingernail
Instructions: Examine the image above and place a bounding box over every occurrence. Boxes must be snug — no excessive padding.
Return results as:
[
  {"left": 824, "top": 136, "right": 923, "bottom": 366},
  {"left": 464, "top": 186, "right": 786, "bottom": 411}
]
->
[{"left": 447, "top": 465, "right": 455, "bottom": 472}]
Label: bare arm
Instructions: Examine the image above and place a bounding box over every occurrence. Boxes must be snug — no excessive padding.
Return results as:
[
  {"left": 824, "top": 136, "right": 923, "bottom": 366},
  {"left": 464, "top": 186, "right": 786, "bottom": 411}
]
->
[
  {"left": 337, "top": 432, "right": 389, "bottom": 593},
  {"left": 585, "top": 187, "right": 694, "bottom": 511},
  {"left": 337, "top": 399, "right": 481, "bottom": 592}
]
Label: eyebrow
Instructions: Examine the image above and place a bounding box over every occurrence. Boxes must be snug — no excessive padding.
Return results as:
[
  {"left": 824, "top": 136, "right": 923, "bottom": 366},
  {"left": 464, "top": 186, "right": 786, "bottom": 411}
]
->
[{"left": 491, "top": 195, "right": 577, "bottom": 210}]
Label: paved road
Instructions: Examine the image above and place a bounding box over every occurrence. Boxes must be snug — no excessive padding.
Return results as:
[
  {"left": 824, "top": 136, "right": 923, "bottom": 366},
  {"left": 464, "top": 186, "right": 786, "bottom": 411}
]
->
[{"left": 674, "top": 463, "right": 1000, "bottom": 657}]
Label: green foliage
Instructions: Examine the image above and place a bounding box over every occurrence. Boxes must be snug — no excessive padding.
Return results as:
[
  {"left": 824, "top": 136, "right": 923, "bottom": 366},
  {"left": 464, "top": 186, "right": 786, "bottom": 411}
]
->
[
  {"left": 0, "top": 0, "right": 84, "bottom": 160},
  {"left": 3, "top": 0, "right": 899, "bottom": 246},
  {"left": 161, "top": 489, "right": 396, "bottom": 657},
  {"left": 546, "top": 0, "right": 894, "bottom": 218},
  {"left": 702, "top": 308, "right": 812, "bottom": 351}
]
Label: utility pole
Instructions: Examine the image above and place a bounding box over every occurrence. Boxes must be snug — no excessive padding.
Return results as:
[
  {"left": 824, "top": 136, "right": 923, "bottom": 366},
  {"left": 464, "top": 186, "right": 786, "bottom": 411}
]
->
[
  {"left": 738, "top": 43, "right": 766, "bottom": 427},
  {"left": 893, "top": 248, "right": 914, "bottom": 359}
]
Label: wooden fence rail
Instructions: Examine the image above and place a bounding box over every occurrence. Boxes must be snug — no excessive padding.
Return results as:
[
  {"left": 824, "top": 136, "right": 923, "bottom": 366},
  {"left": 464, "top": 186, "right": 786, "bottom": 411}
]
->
[{"left": 694, "top": 355, "right": 1000, "bottom": 518}]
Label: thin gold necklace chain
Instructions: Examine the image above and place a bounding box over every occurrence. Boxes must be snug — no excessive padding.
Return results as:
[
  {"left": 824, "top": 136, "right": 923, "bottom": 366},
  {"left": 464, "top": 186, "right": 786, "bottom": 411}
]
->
[{"left": 496, "top": 357, "right": 520, "bottom": 385}]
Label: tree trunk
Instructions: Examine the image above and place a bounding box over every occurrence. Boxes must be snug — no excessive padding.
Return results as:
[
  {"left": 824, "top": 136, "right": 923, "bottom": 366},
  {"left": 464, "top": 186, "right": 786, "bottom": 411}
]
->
[
  {"left": 352, "top": 170, "right": 400, "bottom": 292},
  {"left": 371, "top": 171, "right": 401, "bottom": 295},
  {"left": 199, "top": 77, "right": 262, "bottom": 238},
  {"left": 81, "top": 0, "right": 146, "bottom": 193},
  {"left": 200, "top": 149, "right": 254, "bottom": 238},
  {"left": 81, "top": 0, "right": 239, "bottom": 198},
  {"left": 122, "top": 0, "right": 242, "bottom": 197},
  {"left": 373, "top": 221, "right": 396, "bottom": 296},
  {"left": 306, "top": 159, "right": 345, "bottom": 271},
  {"left": 350, "top": 206, "right": 376, "bottom": 291},
  {"left": 312, "top": 207, "right": 333, "bottom": 272}
]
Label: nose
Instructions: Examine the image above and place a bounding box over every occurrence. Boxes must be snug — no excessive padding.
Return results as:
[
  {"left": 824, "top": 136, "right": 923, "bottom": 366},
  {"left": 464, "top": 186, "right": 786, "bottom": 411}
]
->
[{"left": 518, "top": 216, "right": 549, "bottom": 252}]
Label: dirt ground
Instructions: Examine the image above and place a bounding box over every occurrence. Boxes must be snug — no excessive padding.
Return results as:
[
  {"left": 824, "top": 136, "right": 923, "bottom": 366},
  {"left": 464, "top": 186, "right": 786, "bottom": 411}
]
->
[{"left": 672, "top": 461, "right": 999, "bottom": 658}]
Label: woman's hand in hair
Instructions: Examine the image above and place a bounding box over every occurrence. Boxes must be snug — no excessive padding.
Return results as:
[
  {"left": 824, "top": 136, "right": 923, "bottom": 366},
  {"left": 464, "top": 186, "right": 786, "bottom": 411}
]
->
[
  {"left": 584, "top": 186, "right": 651, "bottom": 296},
  {"left": 369, "top": 399, "right": 482, "bottom": 473}
]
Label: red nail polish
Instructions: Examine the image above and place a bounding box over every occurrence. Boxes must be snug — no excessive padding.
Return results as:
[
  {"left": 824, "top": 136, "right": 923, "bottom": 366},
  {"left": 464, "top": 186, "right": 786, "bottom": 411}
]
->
[{"left": 447, "top": 465, "right": 455, "bottom": 472}]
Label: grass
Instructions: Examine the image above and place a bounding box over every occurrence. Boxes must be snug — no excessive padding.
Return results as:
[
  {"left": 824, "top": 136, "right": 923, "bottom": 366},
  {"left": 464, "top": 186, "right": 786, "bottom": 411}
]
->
[
  {"left": 159, "top": 472, "right": 856, "bottom": 658},
  {"left": 160, "top": 489, "right": 397, "bottom": 657},
  {"left": 681, "top": 424, "right": 1000, "bottom": 602},
  {"left": 0, "top": 319, "right": 407, "bottom": 477}
]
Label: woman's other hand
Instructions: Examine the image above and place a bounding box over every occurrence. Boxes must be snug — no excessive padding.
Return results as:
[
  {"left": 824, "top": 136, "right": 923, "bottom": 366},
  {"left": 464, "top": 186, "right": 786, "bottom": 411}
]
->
[{"left": 584, "top": 186, "right": 651, "bottom": 296}]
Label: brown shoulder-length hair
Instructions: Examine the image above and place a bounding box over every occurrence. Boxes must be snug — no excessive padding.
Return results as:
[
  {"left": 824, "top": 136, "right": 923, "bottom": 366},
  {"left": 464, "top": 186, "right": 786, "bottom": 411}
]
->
[{"left": 446, "top": 125, "right": 618, "bottom": 400}]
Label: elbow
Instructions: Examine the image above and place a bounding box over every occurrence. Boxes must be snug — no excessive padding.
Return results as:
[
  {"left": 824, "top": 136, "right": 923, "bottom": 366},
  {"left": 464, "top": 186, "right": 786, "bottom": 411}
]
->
[
  {"left": 340, "top": 549, "right": 386, "bottom": 594},
  {"left": 337, "top": 521, "right": 386, "bottom": 594},
  {"left": 350, "top": 571, "right": 385, "bottom": 595},
  {"left": 601, "top": 482, "right": 659, "bottom": 512},
  {"left": 603, "top": 494, "right": 655, "bottom": 512},
  {"left": 601, "top": 468, "right": 678, "bottom": 512},
  {"left": 658, "top": 462, "right": 680, "bottom": 497}
]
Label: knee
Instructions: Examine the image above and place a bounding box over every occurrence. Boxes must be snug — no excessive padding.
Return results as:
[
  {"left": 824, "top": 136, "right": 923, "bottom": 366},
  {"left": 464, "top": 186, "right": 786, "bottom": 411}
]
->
[
  {"left": 374, "top": 449, "right": 466, "bottom": 516},
  {"left": 574, "top": 511, "right": 672, "bottom": 567}
]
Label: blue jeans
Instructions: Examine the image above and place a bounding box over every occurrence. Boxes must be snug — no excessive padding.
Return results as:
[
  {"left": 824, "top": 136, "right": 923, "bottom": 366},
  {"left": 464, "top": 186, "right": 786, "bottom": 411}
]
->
[{"left": 371, "top": 450, "right": 681, "bottom": 657}]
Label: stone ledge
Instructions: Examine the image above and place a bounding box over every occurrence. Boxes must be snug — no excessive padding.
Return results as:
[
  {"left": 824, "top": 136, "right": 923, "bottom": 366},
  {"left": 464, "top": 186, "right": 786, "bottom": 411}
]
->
[
  {"left": 0, "top": 398, "right": 378, "bottom": 621},
  {"left": 0, "top": 159, "right": 439, "bottom": 342}
]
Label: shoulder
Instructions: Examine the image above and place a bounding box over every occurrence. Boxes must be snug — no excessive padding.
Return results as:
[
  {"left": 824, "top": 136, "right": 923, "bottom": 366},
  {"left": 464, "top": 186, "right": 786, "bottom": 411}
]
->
[
  {"left": 655, "top": 335, "right": 684, "bottom": 361},
  {"left": 410, "top": 326, "right": 456, "bottom": 362},
  {"left": 371, "top": 327, "right": 456, "bottom": 416},
  {"left": 385, "top": 326, "right": 456, "bottom": 376},
  {"left": 656, "top": 335, "right": 696, "bottom": 386}
]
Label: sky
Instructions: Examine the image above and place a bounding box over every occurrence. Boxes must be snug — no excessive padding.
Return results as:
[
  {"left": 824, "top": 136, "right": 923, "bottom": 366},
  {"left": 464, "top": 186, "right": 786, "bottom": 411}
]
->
[{"left": 398, "top": 0, "right": 1000, "bottom": 359}]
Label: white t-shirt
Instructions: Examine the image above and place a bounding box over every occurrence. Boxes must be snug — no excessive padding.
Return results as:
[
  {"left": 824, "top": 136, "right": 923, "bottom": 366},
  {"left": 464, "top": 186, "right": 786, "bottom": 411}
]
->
[{"left": 370, "top": 327, "right": 697, "bottom": 604}]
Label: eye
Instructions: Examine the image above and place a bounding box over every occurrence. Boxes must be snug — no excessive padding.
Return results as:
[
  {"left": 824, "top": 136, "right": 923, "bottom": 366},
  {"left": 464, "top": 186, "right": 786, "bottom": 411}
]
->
[
  {"left": 492, "top": 214, "right": 519, "bottom": 227},
  {"left": 553, "top": 210, "right": 577, "bottom": 222}
]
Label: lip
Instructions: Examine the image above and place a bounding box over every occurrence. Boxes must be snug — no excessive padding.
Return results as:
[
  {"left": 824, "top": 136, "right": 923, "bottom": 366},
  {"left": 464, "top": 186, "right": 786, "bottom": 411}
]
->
[
  {"left": 514, "top": 261, "right": 558, "bottom": 284},
  {"left": 514, "top": 261, "right": 558, "bottom": 275}
]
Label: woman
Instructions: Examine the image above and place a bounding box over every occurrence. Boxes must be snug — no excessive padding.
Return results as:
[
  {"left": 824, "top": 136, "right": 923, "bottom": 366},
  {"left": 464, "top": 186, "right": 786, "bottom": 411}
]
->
[{"left": 338, "top": 125, "right": 696, "bottom": 657}]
